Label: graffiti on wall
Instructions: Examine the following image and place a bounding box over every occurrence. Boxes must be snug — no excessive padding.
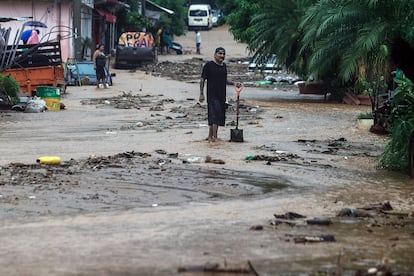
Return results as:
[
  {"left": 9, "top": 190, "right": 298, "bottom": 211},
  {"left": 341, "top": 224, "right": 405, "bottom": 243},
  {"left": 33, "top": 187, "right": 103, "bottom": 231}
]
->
[{"left": 118, "top": 32, "right": 155, "bottom": 48}]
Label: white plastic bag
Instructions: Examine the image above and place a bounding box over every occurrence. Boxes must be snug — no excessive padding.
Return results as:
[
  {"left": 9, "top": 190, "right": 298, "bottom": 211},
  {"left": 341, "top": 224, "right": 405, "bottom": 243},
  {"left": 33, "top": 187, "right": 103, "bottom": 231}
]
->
[{"left": 24, "top": 96, "right": 47, "bottom": 113}]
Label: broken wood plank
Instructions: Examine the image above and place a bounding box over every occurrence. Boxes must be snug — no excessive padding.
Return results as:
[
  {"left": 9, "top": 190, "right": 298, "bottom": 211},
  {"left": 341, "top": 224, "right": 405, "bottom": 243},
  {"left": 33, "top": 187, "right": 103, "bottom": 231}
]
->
[{"left": 177, "top": 262, "right": 252, "bottom": 273}]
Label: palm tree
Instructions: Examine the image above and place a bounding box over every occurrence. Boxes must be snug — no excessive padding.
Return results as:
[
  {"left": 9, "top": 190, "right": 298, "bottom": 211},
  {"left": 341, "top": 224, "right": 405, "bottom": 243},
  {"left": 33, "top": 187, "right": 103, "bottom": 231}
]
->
[
  {"left": 244, "top": 0, "right": 414, "bottom": 84},
  {"left": 300, "top": 0, "right": 414, "bottom": 84},
  {"left": 299, "top": 0, "right": 414, "bottom": 174},
  {"left": 237, "top": 0, "right": 414, "bottom": 174},
  {"left": 247, "top": 0, "right": 317, "bottom": 77}
]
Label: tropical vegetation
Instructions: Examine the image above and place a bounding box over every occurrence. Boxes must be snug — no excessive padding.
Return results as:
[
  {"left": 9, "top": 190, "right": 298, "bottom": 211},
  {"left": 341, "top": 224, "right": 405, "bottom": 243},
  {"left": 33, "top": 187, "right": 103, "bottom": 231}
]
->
[
  {"left": 380, "top": 77, "right": 414, "bottom": 172},
  {"left": 222, "top": 0, "right": 414, "bottom": 174},
  {"left": 0, "top": 74, "right": 20, "bottom": 105},
  {"left": 226, "top": 0, "right": 414, "bottom": 84},
  {"left": 117, "top": 0, "right": 187, "bottom": 37}
]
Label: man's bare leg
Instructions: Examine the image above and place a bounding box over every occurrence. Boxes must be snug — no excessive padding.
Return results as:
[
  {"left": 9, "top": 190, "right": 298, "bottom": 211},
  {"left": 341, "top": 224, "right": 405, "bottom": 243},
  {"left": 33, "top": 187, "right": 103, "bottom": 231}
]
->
[
  {"left": 207, "top": 125, "right": 214, "bottom": 141},
  {"left": 211, "top": 124, "right": 218, "bottom": 142}
]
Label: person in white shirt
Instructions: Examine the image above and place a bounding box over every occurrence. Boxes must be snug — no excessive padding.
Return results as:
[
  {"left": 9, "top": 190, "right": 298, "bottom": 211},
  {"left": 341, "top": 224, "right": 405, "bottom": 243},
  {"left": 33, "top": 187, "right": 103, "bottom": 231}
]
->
[{"left": 195, "top": 30, "right": 201, "bottom": 54}]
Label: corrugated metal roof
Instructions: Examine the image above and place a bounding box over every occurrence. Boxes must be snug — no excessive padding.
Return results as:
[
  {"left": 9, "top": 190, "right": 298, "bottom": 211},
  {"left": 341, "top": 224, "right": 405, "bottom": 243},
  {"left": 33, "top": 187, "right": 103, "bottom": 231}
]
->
[{"left": 146, "top": 0, "right": 174, "bottom": 15}]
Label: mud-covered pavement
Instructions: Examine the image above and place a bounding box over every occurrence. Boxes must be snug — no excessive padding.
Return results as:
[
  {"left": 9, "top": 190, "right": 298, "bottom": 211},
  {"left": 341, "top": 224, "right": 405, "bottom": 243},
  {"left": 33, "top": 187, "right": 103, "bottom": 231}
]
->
[
  {"left": 1, "top": 26, "right": 414, "bottom": 275},
  {"left": 0, "top": 135, "right": 386, "bottom": 218}
]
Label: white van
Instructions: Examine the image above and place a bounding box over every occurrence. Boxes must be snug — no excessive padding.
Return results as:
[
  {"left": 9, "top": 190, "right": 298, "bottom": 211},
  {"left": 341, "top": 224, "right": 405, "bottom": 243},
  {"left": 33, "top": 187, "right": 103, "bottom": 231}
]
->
[{"left": 187, "top": 4, "right": 213, "bottom": 30}]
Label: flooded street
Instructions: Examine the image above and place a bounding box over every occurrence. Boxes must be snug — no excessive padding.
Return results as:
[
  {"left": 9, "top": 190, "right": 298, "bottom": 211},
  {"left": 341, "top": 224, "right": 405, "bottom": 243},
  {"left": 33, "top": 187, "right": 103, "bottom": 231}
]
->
[{"left": 0, "top": 26, "right": 414, "bottom": 275}]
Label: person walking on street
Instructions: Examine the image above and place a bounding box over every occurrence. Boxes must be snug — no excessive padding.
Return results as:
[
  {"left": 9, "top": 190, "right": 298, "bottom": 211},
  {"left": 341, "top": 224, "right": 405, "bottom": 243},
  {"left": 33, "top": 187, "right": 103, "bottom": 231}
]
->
[
  {"left": 163, "top": 29, "right": 172, "bottom": 54},
  {"left": 93, "top": 44, "right": 109, "bottom": 89},
  {"left": 195, "top": 30, "right": 201, "bottom": 54},
  {"left": 199, "top": 47, "right": 240, "bottom": 142},
  {"left": 156, "top": 27, "right": 164, "bottom": 54}
]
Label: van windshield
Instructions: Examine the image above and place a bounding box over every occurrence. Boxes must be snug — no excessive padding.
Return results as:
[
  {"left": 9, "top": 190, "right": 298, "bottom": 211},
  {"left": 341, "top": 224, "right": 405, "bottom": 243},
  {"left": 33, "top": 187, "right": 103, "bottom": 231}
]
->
[{"left": 190, "top": 10, "right": 207, "bottom": 16}]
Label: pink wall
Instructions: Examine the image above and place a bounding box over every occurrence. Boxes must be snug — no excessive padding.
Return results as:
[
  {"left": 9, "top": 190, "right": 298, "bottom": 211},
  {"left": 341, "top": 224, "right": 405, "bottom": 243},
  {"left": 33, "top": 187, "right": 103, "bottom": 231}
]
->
[{"left": 0, "top": 1, "right": 73, "bottom": 61}]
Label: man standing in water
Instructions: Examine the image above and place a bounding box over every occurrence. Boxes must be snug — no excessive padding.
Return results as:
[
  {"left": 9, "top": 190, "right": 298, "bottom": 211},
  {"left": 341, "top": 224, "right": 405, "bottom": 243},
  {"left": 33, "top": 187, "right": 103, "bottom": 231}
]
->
[{"left": 199, "top": 47, "right": 240, "bottom": 142}]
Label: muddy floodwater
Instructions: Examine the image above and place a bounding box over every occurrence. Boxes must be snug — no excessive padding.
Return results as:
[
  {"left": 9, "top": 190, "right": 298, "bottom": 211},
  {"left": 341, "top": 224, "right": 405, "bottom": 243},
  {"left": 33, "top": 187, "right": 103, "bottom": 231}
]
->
[{"left": 0, "top": 25, "right": 414, "bottom": 275}]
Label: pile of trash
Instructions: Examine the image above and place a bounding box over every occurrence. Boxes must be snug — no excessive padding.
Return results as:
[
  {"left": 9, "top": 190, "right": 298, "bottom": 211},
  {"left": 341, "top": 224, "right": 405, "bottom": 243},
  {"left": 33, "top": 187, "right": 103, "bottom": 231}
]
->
[{"left": 11, "top": 96, "right": 59, "bottom": 113}]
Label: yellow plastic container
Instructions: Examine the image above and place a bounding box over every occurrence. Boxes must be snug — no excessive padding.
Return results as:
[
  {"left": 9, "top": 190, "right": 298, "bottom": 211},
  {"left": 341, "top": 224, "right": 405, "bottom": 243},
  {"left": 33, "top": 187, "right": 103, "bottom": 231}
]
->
[
  {"left": 37, "top": 156, "right": 61, "bottom": 165},
  {"left": 36, "top": 86, "right": 61, "bottom": 111}
]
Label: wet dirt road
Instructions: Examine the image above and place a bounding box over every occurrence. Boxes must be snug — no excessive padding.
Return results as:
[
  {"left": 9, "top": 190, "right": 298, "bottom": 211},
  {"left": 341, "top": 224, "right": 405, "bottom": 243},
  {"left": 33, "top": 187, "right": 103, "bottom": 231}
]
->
[{"left": 0, "top": 26, "right": 414, "bottom": 275}]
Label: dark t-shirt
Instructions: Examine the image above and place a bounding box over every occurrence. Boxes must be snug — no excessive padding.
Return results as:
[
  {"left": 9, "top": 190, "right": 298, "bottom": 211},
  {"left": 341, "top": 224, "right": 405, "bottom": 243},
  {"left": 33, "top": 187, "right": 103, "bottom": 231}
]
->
[{"left": 201, "top": 61, "right": 227, "bottom": 103}]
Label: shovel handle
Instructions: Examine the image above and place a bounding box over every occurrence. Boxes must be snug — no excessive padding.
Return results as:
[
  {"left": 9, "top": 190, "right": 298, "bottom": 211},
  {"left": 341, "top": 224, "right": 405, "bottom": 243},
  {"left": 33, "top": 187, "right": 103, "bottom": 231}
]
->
[{"left": 235, "top": 83, "right": 243, "bottom": 96}]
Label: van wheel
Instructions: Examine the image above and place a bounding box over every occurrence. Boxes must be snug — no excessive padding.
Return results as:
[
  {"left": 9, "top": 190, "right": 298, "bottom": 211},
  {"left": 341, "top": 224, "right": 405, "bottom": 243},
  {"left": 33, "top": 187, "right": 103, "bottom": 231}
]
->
[{"left": 409, "top": 132, "right": 414, "bottom": 178}]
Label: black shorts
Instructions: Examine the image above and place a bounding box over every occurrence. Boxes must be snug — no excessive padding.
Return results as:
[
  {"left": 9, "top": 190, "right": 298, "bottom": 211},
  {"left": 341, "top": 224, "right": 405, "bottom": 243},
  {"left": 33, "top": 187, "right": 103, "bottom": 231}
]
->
[{"left": 208, "top": 99, "right": 225, "bottom": 126}]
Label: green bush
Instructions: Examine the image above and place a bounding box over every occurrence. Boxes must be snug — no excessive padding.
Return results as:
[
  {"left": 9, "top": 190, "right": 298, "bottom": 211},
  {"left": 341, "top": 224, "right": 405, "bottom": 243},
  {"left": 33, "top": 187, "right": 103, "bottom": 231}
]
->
[
  {"left": 0, "top": 74, "right": 20, "bottom": 105},
  {"left": 379, "top": 77, "right": 414, "bottom": 172},
  {"left": 357, "top": 112, "right": 373, "bottom": 120}
]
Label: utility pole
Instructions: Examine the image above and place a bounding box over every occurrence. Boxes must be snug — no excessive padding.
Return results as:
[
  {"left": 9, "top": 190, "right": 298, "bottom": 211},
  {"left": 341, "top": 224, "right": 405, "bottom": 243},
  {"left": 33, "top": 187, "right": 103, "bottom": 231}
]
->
[
  {"left": 73, "top": 0, "right": 82, "bottom": 60},
  {"left": 141, "top": 0, "right": 146, "bottom": 17}
]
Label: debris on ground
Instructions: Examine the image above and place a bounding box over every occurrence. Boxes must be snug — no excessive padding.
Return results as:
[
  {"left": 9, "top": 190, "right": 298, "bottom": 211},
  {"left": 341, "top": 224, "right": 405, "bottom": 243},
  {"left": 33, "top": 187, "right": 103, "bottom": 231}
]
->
[
  {"left": 382, "top": 210, "right": 414, "bottom": 217},
  {"left": 271, "top": 212, "right": 307, "bottom": 226},
  {"left": 359, "top": 201, "right": 393, "bottom": 212},
  {"left": 23, "top": 96, "right": 47, "bottom": 113},
  {"left": 274, "top": 212, "right": 306, "bottom": 220},
  {"left": 139, "top": 59, "right": 299, "bottom": 93},
  {"left": 287, "top": 234, "right": 336, "bottom": 243},
  {"left": 80, "top": 91, "right": 263, "bottom": 132},
  {"left": 297, "top": 138, "right": 383, "bottom": 158},
  {"left": 0, "top": 151, "right": 278, "bottom": 218},
  {"left": 250, "top": 225, "right": 264, "bottom": 231},
  {"left": 205, "top": 155, "right": 225, "bottom": 164},
  {"left": 177, "top": 261, "right": 256, "bottom": 274},
  {"left": 337, "top": 208, "right": 374, "bottom": 218},
  {"left": 270, "top": 219, "right": 298, "bottom": 227},
  {"left": 306, "top": 218, "right": 332, "bottom": 225},
  {"left": 250, "top": 153, "right": 300, "bottom": 162}
]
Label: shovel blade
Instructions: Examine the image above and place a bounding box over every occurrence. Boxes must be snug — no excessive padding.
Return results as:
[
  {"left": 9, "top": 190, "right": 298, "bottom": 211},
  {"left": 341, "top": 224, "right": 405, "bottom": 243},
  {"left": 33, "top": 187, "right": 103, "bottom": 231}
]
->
[{"left": 230, "top": 128, "right": 244, "bottom": 142}]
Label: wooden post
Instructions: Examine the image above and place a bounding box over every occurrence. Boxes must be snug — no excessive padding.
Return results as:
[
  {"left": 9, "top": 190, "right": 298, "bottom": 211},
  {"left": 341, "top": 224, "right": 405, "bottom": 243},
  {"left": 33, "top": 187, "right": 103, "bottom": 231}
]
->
[{"left": 73, "top": 0, "right": 83, "bottom": 61}]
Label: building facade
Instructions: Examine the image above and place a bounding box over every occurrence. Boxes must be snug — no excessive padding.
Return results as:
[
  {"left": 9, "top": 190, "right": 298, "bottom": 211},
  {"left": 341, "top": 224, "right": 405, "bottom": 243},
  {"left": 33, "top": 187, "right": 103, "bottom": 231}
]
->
[{"left": 0, "top": 0, "right": 94, "bottom": 61}]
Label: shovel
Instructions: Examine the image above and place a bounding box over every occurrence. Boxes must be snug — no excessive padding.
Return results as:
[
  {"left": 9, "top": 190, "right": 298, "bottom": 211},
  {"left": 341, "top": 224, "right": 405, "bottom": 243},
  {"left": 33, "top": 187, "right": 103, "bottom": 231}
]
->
[{"left": 230, "top": 83, "right": 244, "bottom": 142}]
